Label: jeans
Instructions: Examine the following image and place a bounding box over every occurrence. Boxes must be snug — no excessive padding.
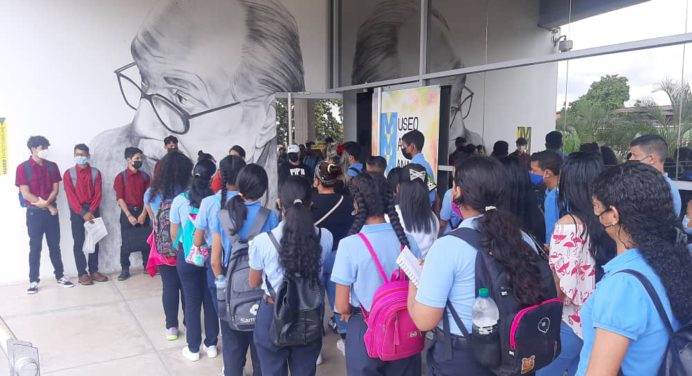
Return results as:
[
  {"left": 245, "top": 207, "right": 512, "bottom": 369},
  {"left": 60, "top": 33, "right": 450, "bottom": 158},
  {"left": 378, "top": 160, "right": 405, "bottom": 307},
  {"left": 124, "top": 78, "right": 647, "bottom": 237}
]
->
[
  {"left": 322, "top": 250, "right": 346, "bottom": 334},
  {"left": 177, "top": 252, "right": 218, "bottom": 352},
  {"left": 159, "top": 265, "right": 184, "bottom": 329},
  {"left": 221, "top": 319, "right": 262, "bottom": 376},
  {"left": 345, "top": 313, "right": 421, "bottom": 376},
  {"left": 253, "top": 299, "right": 320, "bottom": 376},
  {"left": 26, "top": 208, "right": 64, "bottom": 282},
  {"left": 70, "top": 210, "right": 99, "bottom": 276},
  {"left": 536, "top": 322, "right": 583, "bottom": 376}
]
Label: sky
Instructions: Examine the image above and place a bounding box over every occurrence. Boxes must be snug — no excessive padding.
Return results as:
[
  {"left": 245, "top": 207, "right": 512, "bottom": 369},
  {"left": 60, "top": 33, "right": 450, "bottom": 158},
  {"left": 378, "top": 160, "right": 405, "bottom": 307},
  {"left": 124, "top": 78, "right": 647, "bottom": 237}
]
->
[{"left": 556, "top": 0, "right": 691, "bottom": 110}]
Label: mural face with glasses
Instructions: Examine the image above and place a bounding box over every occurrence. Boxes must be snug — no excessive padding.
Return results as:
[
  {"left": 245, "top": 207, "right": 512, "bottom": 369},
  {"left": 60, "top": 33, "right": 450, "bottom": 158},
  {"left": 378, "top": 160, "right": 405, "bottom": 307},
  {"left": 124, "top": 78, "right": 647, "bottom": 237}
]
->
[{"left": 89, "top": 0, "right": 305, "bottom": 271}]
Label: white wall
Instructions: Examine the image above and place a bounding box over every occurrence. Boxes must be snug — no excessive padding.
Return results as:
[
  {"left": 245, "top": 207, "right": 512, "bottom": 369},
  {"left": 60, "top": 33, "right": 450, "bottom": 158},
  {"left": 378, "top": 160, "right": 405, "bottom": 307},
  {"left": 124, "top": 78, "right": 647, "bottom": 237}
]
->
[{"left": 0, "top": 0, "right": 328, "bottom": 284}]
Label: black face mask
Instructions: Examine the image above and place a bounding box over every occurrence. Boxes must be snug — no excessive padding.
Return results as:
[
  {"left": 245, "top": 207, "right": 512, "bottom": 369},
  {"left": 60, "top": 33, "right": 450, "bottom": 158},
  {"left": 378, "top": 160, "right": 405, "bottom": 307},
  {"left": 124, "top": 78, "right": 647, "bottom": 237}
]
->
[
  {"left": 167, "top": 147, "right": 178, "bottom": 153},
  {"left": 133, "top": 160, "right": 143, "bottom": 170},
  {"left": 288, "top": 154, "right": 299, "bottom": 163},
  {"left": 401, "top": 147, "right": 412, "bottom": 160}
]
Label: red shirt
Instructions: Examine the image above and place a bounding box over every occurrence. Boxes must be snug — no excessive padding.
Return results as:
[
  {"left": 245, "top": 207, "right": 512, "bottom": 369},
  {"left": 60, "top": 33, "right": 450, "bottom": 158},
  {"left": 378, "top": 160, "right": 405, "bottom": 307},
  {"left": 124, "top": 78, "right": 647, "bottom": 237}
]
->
[
  {"left": 63, "top": 164, "right": 102, "bottom": 215},
  {"left": 113, "top": 168, "right": 150, "bottom": 207},
  {"left": 15, "top": 157, "right": 61, "bottom": 205},
  {"left": 211, "top": 170, "right": 222, "bottom": 193}
]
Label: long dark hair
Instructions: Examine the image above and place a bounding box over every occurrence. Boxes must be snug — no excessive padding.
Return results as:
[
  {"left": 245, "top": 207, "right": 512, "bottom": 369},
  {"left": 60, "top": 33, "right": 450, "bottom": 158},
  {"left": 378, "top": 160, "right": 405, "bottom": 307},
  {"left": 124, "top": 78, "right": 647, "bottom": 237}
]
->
[
  {"left": 349, "top": 173, "right": 409, "bottom": 248},
  {"left": 455, "top": 156, "right": 547, "bottom": 306},
  {"left": 228, "top": 164, "right": 268, "bottom": 236},
  {"left": 397, "top": 164, "right": 435, "bottom": 233},
  {"left": 219, "top": 155, "right": 246, "bottom": 207},
  {"left": 189, "top": 159, "right": 216, "bottom": 208},
  {"left": 593, "top": 162, "right": 692, "bottom": 321},
  {"left": 148, "top": 151, "right": 193, "bottom": 202},
  {"left": 278, "top": 176, "right": 322, "bottom": 281},
  {"left": 500, "top": 156, "right": 546, "bottom": 243},
  {"left": 558, "top": 152, "right": 616, "bottom": 280}
]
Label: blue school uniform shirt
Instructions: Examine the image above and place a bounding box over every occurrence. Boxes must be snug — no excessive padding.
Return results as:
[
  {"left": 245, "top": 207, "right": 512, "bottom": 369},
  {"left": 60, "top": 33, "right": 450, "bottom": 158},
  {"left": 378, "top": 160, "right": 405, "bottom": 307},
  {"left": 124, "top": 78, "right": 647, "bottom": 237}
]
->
[
  {"left": 416, "top": 215, "right": 539, "bottom": 336},
  {"left": 663, "top": 175, "right": 682, "bottom": 216},
  {"left": 194, "top": 191, "right": 237, "bottom": 246},
  {"left": 169, "top": 193, "right": 192, "bottom": 229},
  {"left": 576, "top": 249, "right": 679, "bottom": 376},
  {"left": 248, "top": 222, "right": 333, "bottom": 296},
  {"left": 440, "top": 188, "right": 462, "bottom": 235},
  {"left": 331, "top": 223, "right": 421, "bottom": 312},
  {"left": 210, "top": 198, "right": 279, "bottom": 267},
  {"left": 544, "top": 187, "right": 559, "bottom": 242},
  {"left": 143, "top": 187, "right": 183, "bottom": 218},
  {"left": 347, "top": 162, "right": 363, "bottom": 177},
  {"left": 411, "top": 153, "right": 436, "bottom": 205}
]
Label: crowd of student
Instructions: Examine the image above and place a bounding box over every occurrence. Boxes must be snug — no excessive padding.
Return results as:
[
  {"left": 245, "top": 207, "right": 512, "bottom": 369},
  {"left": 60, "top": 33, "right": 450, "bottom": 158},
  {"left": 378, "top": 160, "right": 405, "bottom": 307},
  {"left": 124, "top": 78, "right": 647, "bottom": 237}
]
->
[{"left": 14, "top": 129, "right": 692, "bottom": 376}]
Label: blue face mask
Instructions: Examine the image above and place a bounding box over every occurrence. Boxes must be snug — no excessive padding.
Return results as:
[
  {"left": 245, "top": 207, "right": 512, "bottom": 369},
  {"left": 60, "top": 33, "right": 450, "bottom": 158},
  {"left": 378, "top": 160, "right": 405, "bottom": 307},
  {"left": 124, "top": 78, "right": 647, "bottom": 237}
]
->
[
  {"left": 529, "top": 172, "right": 544, "bottom": 186},
  {"left": 74, "top": 156, "right": 88, "bottom": 165}
]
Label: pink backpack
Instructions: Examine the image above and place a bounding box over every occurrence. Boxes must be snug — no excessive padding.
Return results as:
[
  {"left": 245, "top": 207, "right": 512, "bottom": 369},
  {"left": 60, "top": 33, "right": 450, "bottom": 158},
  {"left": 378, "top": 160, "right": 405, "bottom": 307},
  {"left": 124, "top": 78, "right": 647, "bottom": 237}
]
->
[{"left": 358, "top": 233, "right": 424, "bottom": 361}]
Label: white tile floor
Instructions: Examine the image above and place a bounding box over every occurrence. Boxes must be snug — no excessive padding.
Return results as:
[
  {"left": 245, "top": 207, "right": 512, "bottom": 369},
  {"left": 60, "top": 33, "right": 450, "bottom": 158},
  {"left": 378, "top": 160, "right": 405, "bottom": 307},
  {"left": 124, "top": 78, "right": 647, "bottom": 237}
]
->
[{"left": 0, "top": 271, "right": 345, "bottom": 375}]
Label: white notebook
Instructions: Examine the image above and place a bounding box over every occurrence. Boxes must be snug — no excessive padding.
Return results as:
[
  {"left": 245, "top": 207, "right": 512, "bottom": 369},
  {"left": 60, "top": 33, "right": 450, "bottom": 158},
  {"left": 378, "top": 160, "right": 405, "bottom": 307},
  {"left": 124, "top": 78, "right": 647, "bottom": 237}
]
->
[{"left": 396, "top": 246, "right": 422, "bottom": 288}]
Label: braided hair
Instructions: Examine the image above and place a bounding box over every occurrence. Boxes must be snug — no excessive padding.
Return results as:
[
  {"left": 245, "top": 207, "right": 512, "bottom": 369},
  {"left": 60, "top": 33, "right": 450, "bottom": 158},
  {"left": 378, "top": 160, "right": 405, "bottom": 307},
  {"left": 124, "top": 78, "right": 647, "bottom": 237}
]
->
[
  {"left": 348, "top": 173, "right": 409, "bottom": 248},
  {"left": 219, "top": 155, "right": 246, "bottom": 208}
]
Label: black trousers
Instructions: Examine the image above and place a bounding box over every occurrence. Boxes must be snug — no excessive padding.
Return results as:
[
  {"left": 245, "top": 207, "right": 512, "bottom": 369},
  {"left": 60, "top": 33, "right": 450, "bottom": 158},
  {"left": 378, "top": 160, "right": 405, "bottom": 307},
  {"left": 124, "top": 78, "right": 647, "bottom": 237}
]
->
[
  {"left": 26, "top": 208, "right": 64, "bottom": 283},
  {"left": 177, "top": 251, "right": 218, "bottom": 353},
  {"left": 426, "top": 330, "right": 494, "bottom": 376},
  {"left": 119, "top": 207, "right": 150, "bottom": 270},
  {"left": 253, "top": 299, "right": 316, "bottom": 376},
  {"left": 159, "top": 265, "right": 184, "bottom": 329},
  {"left": 345, "top": 313, "right": 421, "bottom": 376},
  {"left": 71, "top": 210, "right": 99, "bottom": 276}
]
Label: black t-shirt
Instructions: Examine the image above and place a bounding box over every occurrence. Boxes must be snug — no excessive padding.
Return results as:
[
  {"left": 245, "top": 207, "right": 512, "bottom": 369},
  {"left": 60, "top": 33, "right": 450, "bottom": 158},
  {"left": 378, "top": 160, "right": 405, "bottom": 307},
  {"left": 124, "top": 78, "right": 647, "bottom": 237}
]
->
[
  {"left": 311, "top": 193, "right": 354, "bottom": 249},
  {"left": 278, "top": 162, "right": 312, "bottom": 186}
]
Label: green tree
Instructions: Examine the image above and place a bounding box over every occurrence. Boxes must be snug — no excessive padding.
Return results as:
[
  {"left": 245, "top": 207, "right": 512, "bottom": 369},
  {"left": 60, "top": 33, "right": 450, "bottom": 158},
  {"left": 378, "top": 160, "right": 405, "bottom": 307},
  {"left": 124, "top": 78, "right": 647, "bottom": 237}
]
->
[
  {"left": 569, "top": 74, "right": 630, "bottom": 113},
  {"left": 275, "top": 98, "right": 343, "bottom": 146}
]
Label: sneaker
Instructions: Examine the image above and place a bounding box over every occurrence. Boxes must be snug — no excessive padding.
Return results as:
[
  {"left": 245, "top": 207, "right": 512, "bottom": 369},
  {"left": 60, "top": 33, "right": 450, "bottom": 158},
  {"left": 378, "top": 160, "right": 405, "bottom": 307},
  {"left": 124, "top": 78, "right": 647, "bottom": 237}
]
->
[
  {"left": 166, "top": 327, "right": 179, "bottom": 341},
  {"left": 57, "top": 277, "right": 75, "bottom": 288},
  {"left": 204, "top": 344, "right": 218, "bottom": 358},
  {"left": 336, "top": 339, "right": 346, "bottom": 357},
  {"left": 26, "top": 282, "right": 39, "bottom": 295},
  {"left": 182, "top": 346, "right": 200, "bottom": 362},
  {"left": 316, "top": 352, "right": 323, "bottom": 365},
  {"left": 117, "top": 270, "right": 130, "bottom": 281},
  {"left": 327, "top": 316, "right": 339, "bottom": 334}
]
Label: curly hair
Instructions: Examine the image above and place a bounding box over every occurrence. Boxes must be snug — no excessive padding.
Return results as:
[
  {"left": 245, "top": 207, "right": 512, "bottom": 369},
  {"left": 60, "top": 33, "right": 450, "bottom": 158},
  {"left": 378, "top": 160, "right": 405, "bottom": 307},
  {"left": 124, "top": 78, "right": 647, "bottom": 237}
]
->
[
  {"left": 592, "top": 162, "right": 692, "bottom": 321},
  {"left": 455, "top": 156, "right": 547, "bottom": 306},
  {"left": 219, "top": 156, "right": 246, "bottom": 208},
  {"left": 148, "top": 151, "right": 193, "bottom": 202},
  {"left": 278, "top": 176, "right": 322, "bottom": 281},
  {"left": 558, "top": 152, "right": 616, "bottom": 281},
  {"left": 348, "top": 173, "right": 409, "bottom": 248}
]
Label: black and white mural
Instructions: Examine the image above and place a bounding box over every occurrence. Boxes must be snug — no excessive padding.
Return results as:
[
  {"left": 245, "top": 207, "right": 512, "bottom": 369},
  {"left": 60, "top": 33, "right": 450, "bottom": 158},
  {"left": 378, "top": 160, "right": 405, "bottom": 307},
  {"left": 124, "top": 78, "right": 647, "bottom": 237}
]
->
[{"left": 90, "top": 0, "right": 306, "bottom": 271}]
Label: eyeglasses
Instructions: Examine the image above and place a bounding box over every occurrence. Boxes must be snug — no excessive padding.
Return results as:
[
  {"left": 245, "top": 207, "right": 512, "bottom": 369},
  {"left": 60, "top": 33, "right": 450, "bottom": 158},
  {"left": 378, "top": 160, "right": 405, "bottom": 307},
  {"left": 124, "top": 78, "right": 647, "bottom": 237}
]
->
[
  {"left": 115, "top": 62, "right": 265, "bottom": 135},
  {"left": 449, "top": 84, "right": 474, "bottom": 127}
]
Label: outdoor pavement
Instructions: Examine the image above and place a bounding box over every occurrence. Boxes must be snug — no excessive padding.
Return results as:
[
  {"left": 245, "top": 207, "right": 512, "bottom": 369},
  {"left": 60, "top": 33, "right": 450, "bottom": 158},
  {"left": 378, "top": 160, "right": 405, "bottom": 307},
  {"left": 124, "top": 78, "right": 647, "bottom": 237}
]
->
[{"left": 0, "top": 270, "right": 345, "bottom": 375}]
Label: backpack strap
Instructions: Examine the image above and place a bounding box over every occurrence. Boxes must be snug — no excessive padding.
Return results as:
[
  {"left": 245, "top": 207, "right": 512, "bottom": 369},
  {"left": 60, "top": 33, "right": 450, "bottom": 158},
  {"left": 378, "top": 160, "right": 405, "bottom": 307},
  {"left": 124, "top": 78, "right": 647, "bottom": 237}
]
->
[
  {"left": 248, "top": 207, "right": 271, "bottom": 240},
  {"left": 349, "top": 166, "right": 360, "bottom": 175},
  {"left": 266, "top": 231, "right": 282, "bottom": 299},
  {"left": 69, "top": 167, "right": 77, "bottom": 187},
  {"left": 121, "top": 170, "right": 127, "bottom": 186},
  {"left": 90, "top": 167, "right": 99, "bottom": 186},
  {"left": 357, "top": 233, "right": 389, "bottom": 284},
  {"left": 616, "top": 269, "right": 674, "bottom": 336},
  {"left": 315, "top": 195, "right": 344, "bottom": 226},
  {"left": 22, "top": 161, "right": 33, "bottom": 182}
]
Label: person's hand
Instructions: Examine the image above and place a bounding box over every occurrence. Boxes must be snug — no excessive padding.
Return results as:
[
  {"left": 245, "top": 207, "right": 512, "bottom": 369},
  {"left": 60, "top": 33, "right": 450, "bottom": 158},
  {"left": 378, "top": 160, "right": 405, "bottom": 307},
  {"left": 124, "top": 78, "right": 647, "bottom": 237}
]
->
[
  {"left": 127, "top": 214, "right": 137, "bottom": 226},
  {"left": 83, "top": 212, "right": 95, "bottom": 223},
  {"left": 137, "top": 212, "right": 147, "bottom": 225},
  {"left": 33, "top": 197, "right": 48, "bottom": 208},
  {"left": 48, "top": 205, "right": 58, "bottom": 216},
  {"left": 686, "top": 199, "right": 692, "bottom": 218}
]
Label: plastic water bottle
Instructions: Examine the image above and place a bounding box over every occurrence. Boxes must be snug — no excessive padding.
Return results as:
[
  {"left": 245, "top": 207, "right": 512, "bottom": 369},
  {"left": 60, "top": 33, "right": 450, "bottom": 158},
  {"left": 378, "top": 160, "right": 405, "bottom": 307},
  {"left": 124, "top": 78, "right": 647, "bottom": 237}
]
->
[
  {"left": 215, "top": 275, "right": 227, "bottom": 309},
  {"left": 472, "top": 288, "right": 501, "bottom": 367}
]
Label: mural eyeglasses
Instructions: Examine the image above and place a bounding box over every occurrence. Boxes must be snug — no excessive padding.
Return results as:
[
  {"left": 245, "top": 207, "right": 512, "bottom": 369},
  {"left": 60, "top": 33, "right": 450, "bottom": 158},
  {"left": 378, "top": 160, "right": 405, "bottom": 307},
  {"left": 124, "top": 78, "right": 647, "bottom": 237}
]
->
[
  {"left": 450, "top": 84, "right": 474, "bottom": 127},
  {"left": 115, "top": 62, "right": 264, "bottom": 135}
]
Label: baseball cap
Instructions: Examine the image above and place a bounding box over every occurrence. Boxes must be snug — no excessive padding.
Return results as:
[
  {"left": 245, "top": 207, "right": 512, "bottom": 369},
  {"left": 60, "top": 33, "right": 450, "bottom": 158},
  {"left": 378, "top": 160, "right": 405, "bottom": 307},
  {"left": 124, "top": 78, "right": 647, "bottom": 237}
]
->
[{"left": 287, "top": 144, "right": 300, "bottom": 154}]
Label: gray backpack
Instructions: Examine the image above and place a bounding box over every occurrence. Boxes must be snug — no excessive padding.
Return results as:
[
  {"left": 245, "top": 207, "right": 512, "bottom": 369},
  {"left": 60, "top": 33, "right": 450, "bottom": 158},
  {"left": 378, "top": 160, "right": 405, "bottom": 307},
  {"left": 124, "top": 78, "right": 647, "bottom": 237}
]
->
[{"left": 217, "top": 206, "right": 270, "bottom": 331}]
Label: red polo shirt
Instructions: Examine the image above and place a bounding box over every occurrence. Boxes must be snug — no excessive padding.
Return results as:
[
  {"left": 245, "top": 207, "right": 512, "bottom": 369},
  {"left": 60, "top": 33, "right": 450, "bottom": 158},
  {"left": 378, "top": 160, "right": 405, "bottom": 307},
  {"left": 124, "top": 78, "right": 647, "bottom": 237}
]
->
[
  {"left": 113, "top": 168, "right": 150, "bottom": 207},
  {"left": 15, "top": 157, "right": 61, "bottom": 205},
  {"left": 63, "top": 164, "right": 102, "bottom": 215}
]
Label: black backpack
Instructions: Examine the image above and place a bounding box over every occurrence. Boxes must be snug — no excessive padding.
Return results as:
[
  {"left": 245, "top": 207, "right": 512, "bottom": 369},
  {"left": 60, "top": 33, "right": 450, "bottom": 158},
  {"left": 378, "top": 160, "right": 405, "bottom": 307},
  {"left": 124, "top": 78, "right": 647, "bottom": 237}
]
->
[
  {"left": 617, "top": 269, "right": 692, "bottom": 376},
  {"left": 217, "top": 205, "right": 270, "bottom": 331},
  {"left": 266, "top": 231, "right": 324, "bottom": 348},
  {"left": 446, "top": 227, "right": 562, "bottom": 376}
]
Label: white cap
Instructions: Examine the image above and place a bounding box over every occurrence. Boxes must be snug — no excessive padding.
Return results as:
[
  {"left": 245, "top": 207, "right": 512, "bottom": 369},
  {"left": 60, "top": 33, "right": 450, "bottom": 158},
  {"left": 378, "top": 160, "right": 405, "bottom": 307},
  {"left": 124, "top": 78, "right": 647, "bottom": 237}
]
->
[{"left": 287, "top": 144, "right": 300, "bottom": 154}]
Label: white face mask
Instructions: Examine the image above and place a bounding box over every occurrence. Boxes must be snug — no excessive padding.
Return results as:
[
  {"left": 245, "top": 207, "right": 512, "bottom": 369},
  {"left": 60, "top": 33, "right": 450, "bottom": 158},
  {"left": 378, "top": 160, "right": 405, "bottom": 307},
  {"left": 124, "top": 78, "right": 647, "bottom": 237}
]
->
[{"left": 37, "top": 149, "right": 49, "bottom": 160}]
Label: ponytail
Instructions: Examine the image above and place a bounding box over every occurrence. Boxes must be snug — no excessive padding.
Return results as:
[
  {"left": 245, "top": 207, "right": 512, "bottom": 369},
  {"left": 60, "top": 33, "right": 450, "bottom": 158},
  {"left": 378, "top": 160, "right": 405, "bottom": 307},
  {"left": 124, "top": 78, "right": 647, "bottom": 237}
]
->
[{"left": 279, "top": 176, "right": 322, "bottom": 281}]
